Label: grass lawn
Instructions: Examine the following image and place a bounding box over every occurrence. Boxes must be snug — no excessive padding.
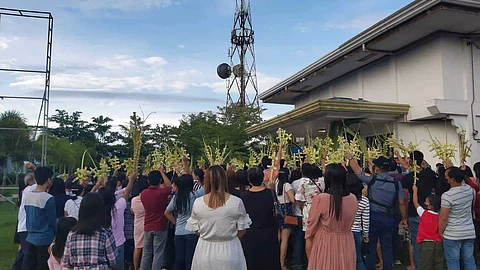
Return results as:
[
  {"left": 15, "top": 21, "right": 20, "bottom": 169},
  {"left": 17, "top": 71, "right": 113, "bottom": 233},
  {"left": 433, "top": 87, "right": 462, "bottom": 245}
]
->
[{"left": 0, "top": 202, "right": 18, "bottom": 269}]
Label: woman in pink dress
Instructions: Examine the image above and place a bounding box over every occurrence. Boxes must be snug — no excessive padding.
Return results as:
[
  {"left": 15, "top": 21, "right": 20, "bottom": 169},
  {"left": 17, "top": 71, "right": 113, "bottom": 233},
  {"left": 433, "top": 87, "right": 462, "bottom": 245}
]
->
[
  {"left": 305, "top": 163, "right": 358, "bottom": 270},
  {"left": 131, "top": 177, "right": 148, "bottom": 270}
]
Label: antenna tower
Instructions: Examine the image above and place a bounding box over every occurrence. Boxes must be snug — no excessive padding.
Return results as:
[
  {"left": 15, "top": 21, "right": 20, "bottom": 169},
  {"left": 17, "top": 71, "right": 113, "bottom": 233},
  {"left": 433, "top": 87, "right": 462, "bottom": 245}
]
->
[{"left": 217, "top": 0, "right": 259, "bottom": 108}]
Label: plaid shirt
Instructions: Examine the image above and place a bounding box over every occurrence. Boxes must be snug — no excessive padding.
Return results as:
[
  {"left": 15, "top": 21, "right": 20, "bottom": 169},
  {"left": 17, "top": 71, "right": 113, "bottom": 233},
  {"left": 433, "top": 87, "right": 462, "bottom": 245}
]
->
[
  {"left": 124, "top": 202, "right": 134, "bottom": 240},
  {"left": 62, "top": 228, "right": 117, "bottom": 270}
]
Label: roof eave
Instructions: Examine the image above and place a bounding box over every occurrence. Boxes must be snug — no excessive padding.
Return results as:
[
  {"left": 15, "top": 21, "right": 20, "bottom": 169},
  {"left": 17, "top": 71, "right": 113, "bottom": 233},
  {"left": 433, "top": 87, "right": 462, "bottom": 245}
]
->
[
  {"left": 259, "top": 0, "right": 444, "bottom": 102},
  {"left": 246, "top": 99, "right": 410, "bottom": 135}
]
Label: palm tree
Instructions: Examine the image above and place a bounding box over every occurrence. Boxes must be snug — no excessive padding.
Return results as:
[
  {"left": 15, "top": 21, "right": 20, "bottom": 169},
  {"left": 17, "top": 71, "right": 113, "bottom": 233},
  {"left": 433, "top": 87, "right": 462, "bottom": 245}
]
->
[{"left": 0, "top": 110, "right": 31, "bottom": 167}]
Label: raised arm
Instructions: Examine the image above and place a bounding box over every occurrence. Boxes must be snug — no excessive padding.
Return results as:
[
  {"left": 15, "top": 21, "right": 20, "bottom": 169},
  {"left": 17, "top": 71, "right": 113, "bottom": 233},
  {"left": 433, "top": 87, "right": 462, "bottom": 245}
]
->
[
  {"left": 276, "top": 142, "right": 284, "bottom": 167},
  {"left": 412, "top": 185, "right": 420, "bottom": 210},
  {"left": 122, "top": 173, "right": 137, "bottom": 201},
  {"left": 159, "top": 166, "right": 172, "bottom": 187},
  {"left": 91, "top": 180, "right": 102, "bottom": 193},
  {"left": 394, "top": 150, "right": 409, "bottom": 169},
  {"left": 346, "top": 153, "right": 362, "bottom": 176},
  {"left": 183, "top": 156, "right": 191, "bottom": 175},
  {"left": 25, "top": 162, "right": 36, "bottom": 172}
]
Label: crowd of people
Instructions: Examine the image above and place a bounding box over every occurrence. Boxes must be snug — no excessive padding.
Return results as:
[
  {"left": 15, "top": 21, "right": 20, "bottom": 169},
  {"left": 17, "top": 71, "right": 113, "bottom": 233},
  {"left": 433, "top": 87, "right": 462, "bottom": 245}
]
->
[{"left": 9, "top": 148, "right": 480, "bottom": 270}]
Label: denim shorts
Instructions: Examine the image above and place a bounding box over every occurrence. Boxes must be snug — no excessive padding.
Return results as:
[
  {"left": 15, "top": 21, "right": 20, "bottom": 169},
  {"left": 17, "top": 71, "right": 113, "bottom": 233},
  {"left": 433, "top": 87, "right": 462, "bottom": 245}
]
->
[{"left": 279, "top": 203, "right": 294, "bottom": 229}]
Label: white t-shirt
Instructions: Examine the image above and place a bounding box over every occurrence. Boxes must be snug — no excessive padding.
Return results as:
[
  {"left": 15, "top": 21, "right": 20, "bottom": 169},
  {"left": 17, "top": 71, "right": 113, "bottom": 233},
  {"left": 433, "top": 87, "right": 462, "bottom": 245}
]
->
[
  {"left": 17, "top": 184, "right": 37, "bottom": 233},
  {"left": 291, "top": 179, "right": 303, "bottom": 217},
  {"left": 275, "top": 180, "right": 293, "bottom": 204},
  {"left": 64, "top": 197, "right": 83, "bottom": 220}
]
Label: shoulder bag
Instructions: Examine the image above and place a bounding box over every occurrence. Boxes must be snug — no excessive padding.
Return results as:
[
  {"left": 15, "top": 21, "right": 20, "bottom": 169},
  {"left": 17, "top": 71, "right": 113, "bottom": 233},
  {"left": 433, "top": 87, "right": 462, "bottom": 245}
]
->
[
  {"left": 270, "top": 189, "right": 284, "bottom": 221},
  {"left": 282, "top": 184, "right": 298, "bottom": 226}
]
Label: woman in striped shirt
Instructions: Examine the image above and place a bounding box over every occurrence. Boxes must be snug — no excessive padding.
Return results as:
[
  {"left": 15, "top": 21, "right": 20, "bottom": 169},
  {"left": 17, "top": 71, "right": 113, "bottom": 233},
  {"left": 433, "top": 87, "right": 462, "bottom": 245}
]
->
[{"left": 347, "top": 172, "right": 370, "bottom": 270}]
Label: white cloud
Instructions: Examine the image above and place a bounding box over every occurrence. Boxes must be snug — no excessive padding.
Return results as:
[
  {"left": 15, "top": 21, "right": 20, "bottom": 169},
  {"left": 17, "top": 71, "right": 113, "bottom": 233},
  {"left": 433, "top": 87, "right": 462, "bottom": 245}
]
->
[
  {"left": 7, "top": 53, "right": 208, "bottom": 94},
  {"left": 168, "top": 81, "right": 189, "bottom": 91},
  {"left": 196, "top": 72, "right": 281, "bottom": 95},
  {"left": 320, "top": 13, "right": 389, "bottom": 31},
  {"left": 68, "top": 0, "right": 178, "bottom": 11},
  {"left": 10, "top": 72, "right": 155, "bottom": 90},
  {"left": 0, "top": 38, "right": 11, "bottom": 50},
  {"left": 294, "top": 12, "right": 389, "bottom": 32},
  {"left": 178, "top": 45, "right": 186, "bottom": 49},
  {"left": 95, "top": 55, "right": 138, "bottom": 70},
  {"left": 0, "top": 59, "right": 17, "bottom": 69},
  {"left": 293, "top": 22, "right": 314, "bottom": 33},
  {"left": 143, "top": 56, "right": 168, "bottom": 66}
]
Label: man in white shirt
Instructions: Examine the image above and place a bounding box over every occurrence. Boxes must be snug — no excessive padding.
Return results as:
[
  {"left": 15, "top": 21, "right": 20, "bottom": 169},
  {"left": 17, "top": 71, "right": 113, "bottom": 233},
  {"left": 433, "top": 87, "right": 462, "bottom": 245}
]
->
[{"left": 12, "top": 168, "right": 36, "bottom": 270}]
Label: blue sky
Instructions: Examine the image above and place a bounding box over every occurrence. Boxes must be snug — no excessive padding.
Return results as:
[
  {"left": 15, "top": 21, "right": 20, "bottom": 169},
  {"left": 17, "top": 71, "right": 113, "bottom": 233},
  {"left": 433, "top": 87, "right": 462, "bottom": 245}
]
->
[{"left": 0, "top": 0, "right": 412, "bottom": 128}]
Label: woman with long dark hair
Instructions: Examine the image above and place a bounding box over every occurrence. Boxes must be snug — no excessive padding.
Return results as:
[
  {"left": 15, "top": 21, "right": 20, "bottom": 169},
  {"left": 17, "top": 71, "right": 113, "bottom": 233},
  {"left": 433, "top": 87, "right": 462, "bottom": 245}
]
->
[
  {"left": 235, "top": 169, "right": 251, "bottom": 191},
  {"left": 241, "top": 166, "right": 281, "bottom": 270},
  {"left": 227, "top": 167, "right": 241, "bottom": 197},
  {"left": 186, "top": 165, "right": 251, "bottom": 270},
  {"left": 62, "top": 192, "right": 117, "bottom": 269},
  {"left": 48, "top": 217, "right": 77, "bottom": 269},
  {"left": 49, "top": 178, "right": 74, "bottom": 218},
  {"left": 276, "top": 168, "right": 295, "bottom": 270},
  {"left": 347, "top": 172, "right": 369, "bottom": 270},
  {"left": 165, "top": 174, "right": 199, "bottom": 270},
  {"left": 305, "top": 164, "right": 358, "bottom": 270},
  {"left": 98, "top": 173, "right": 136, "bottom": 270}
]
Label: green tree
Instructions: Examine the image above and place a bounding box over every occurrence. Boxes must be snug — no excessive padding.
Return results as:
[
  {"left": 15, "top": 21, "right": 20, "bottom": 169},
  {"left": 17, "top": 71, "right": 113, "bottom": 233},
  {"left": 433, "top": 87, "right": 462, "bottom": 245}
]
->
[
  {"left": 90, "top": 115, "right": 114, "bottom": 143},
  {"left": 175, "top": 111, "right": 222, "bottom": 160},
  {"left": 0, "top": 110, "right": 31, "bottom": 165},
  {"left": 49, "top": 109, "right": 96, "bottom": 145},
  {"left": 217, "top": 105, "right": 265, "bottom": 159},
  {"left": 117, "top": 112, "right": 153, "bottom": 160},
  {"left": 32, "top": 135, "right": 93, "bottom": 174}
]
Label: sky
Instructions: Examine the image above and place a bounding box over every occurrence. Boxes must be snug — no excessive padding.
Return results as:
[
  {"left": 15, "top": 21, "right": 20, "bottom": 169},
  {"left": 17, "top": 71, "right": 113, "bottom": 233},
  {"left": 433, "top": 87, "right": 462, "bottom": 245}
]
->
[{"left": 0, "top": 0, "right": 413, "bottom": 129}]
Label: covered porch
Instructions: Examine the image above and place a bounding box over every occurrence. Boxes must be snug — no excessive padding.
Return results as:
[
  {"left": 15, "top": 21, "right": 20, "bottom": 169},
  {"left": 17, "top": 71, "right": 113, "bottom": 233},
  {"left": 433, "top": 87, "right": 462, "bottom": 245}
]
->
[{"left": 247, "top": 98, "right": 410, "bottom": 144}]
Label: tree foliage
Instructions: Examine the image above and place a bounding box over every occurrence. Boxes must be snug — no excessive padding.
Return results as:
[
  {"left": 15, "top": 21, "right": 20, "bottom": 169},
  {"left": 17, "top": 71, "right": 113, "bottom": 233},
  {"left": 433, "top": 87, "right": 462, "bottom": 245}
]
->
[
  {"left": 0, "top": 110, "right": 31, "bottom": 165},
  {"left": 1, "top": 104, "right": 265, "bottom": 172}
]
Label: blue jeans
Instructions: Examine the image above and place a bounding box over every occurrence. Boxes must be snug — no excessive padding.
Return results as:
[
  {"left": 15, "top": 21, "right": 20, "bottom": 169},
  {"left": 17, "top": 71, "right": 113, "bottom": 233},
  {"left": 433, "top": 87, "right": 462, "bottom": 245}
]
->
[
  {"left": 353, "top": 232, "right": 366, "bottom": 270},
  {"left": 408, "top": 216, "right": 420, "bottom": 269},
  {"left": 115, "top": 244, "right": 124, "bottom": 270},
  {"left": 140, "top": 231, "right": 168, "bottom": 270},
  {"left": 174, "top": 234, "right": 199, "bottom": 270},
  {"left": 443, "top": 238, "right": 477, "bottom": 270},
  {"left": 292, "top": 216, "right": 304, "bottom": 267},
  {"left": 367, "top": 212, "right": 394, "bottom": 270},
  {"left": 392, "top": 219, "right": 401, "bottom": 261}
]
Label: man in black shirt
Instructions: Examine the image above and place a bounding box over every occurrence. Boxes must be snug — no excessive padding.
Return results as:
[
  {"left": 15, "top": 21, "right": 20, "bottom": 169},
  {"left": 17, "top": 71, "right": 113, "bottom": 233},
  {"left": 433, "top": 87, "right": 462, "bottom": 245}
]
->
[{"left": 401, "top": 151, "right": 440, "bottom": 270}]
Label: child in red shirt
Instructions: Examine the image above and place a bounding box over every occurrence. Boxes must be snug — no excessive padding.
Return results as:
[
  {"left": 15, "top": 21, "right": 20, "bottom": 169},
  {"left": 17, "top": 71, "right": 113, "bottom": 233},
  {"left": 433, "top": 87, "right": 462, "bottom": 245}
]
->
[{"left": 412, "top": 185, "right": 445, "bottom": 270}]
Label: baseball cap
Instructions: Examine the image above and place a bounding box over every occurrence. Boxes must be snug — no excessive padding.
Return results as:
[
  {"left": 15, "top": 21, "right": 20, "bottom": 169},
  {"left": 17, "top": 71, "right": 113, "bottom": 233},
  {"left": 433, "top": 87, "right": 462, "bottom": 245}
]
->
[{"left": 373, "top": 156, "right": 392, "bottom": 170}]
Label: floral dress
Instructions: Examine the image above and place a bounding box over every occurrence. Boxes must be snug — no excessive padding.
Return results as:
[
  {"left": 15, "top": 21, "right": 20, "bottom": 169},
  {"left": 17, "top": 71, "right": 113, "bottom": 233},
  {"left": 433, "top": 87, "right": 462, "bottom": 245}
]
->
[{"left": 294, "top": 177, "right": 324, "bottom": 231}]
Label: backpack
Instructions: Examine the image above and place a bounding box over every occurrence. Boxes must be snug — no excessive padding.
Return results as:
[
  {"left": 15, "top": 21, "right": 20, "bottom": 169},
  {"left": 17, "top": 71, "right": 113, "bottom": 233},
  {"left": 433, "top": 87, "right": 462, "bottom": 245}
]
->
[{"left": 367, "top": 175, "right": 401, "bottom": 222}]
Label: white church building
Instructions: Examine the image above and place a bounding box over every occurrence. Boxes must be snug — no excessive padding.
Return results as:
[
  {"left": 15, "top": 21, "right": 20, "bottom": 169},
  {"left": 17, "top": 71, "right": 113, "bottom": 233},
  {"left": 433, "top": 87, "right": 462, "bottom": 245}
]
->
[{"left": 247, "top": 0, "right": 480, "bottom": 166}]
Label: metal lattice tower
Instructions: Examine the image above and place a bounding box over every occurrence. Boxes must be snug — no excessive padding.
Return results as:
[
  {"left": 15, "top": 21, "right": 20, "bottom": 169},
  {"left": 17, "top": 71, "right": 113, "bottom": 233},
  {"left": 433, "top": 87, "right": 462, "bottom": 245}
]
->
[{"left": 226, "top": 0, "right": 259, "bottom": 108}]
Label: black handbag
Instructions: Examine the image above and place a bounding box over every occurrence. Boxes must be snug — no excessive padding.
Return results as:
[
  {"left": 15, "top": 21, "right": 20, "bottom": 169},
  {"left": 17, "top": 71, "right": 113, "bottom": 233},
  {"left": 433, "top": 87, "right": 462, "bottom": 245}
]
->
[{"left": 270, "top": 189, "right": 284, "bottom": 221}]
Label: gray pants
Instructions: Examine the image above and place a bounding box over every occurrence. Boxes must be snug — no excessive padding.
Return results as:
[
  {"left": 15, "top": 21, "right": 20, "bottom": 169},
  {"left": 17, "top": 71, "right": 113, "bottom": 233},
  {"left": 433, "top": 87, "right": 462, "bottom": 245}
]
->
[{"left": 140, "top": 231, "right": 168, "bottom": 270}]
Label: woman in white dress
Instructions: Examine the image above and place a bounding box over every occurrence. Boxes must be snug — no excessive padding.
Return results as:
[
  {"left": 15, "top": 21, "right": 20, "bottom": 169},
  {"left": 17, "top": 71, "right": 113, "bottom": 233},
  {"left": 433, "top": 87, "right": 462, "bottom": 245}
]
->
[{"left": 186, "top": 165, "right": 251, "bottom": 270}]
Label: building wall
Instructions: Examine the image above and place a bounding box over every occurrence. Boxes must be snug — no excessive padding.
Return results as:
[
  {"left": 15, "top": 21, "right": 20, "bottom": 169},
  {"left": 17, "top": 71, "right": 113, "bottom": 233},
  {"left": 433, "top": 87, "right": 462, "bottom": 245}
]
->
[
  {"left": 296, "top": 35, "right": 446, "bottom": 108},
  {"left": 290, "top": 34, "right": 480, "bottom": 166},
  {"left": 395, "top": 121, "right": 460, "bottom": 167}
]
